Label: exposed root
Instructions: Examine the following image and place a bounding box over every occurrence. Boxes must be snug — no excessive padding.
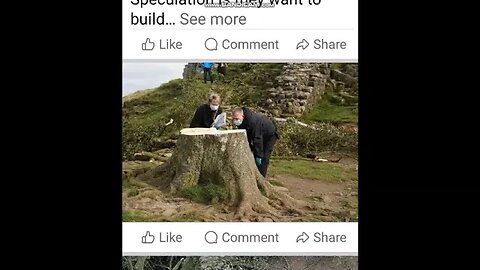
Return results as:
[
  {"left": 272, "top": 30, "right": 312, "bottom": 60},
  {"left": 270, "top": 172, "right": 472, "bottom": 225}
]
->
[
  {"left": 234, "top": 196, "right": 280, "bottom": 221},
  {"left": 256, "top": 173, "right": 308, "bottom": 215},
  {"left": 136, "top": 160, "right": 174, "bottom": 191},
  {"left": 232, "top": 173, "right": 312, "bottom": 220}
]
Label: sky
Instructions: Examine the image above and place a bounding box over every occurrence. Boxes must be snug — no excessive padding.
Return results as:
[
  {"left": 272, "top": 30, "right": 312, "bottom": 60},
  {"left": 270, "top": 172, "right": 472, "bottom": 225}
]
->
[{"left": 122, "top": 62, "right": 187, "bottom": 96}]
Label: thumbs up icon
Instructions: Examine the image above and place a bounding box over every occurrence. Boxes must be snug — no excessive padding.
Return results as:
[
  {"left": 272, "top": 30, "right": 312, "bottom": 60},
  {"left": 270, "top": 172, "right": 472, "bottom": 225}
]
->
[
  {"left": 142, "top": 38, "right": 155, "bottom": 51},
  {"left": 142, "top": 231, "right": 155, "bottom": 244}
]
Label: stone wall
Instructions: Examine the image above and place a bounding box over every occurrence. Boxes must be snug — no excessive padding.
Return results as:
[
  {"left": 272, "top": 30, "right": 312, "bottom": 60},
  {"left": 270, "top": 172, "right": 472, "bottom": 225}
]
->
[
  {"left": 183, "top": 63, "right": 201, "bottom": 79},
  {"left": 265, "top": 63, "right": 331, "bottom": 117},
  {"left": 331, "top": 68, "right": 358, "bottom": 91},
  {"left": 182, "top": 63, "right": 358, "bottom": 118},
  {"left": 266, "top": 63, "right": 358, "bottom": 117}
]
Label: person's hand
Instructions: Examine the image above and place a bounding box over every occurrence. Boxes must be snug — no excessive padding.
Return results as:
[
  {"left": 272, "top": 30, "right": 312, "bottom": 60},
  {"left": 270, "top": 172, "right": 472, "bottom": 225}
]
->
[{"left": 255, "top": 157, "right": 262, "bottom": 165}]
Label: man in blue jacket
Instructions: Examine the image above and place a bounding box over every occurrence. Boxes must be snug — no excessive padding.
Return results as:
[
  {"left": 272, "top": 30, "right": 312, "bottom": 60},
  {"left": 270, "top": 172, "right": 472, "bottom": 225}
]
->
[
  {"left": 232, "top": 107, "right": 279, "bottom": 177},
  {"left": 200, "top": 62, "right": 214, "bottom": 84}
]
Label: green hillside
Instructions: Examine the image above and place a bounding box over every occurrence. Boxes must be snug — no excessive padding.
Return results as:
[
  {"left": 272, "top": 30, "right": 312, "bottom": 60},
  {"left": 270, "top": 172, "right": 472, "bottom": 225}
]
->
[{"left": 122, "top": 63, "right": 357, "bottom": 160}]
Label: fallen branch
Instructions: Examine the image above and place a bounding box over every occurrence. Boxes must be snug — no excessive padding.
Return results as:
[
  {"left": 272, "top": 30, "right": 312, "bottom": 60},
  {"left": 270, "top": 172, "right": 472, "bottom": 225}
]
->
[
  {"left": 134, "top": 152, "right": 170, "bottom": 162},
  {"left": 274, "top": 117, "right": 321, "bottom": 130}
]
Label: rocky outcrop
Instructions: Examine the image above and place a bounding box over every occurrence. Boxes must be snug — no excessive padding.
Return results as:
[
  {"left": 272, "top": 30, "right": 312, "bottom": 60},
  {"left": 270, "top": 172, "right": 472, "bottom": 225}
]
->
[
  {"left": 265, "top": 63, "right": 358, "bottom": 117},
  {"left": 264, "top": 63, "right": 330, "bottom": 117},
  {"left": 183, "top": 63, "right": 202, "bottom": 79},
  {"left": 331, "top": 69, "right": 358, "bottom": 91}
]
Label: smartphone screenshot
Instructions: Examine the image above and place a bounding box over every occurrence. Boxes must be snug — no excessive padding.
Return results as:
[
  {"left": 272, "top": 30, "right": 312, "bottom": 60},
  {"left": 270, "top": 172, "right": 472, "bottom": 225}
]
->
[{"left": 122, "top": 0, "right": 358, "bottom": 268}]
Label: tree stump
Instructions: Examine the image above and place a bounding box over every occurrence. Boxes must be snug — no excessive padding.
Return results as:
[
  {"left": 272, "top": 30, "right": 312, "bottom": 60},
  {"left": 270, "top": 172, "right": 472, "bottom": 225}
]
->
[{"left": 138, "top": 128, "right": 306, "bottom": 220}]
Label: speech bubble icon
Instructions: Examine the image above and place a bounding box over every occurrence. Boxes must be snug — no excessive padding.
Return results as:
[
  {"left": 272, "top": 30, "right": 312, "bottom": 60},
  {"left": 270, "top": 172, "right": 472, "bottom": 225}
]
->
[
  {"left": 205, "top": 38, "right": 218, "bottom": 51},
  {"left": 204, "top": 231, "right": 218, "bottom": 244}
]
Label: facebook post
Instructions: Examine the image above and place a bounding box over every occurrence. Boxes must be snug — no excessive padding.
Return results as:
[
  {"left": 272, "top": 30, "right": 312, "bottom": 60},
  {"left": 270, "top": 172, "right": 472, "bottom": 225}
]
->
[{"left": 123, "top": 0, "right": 358, "bottom": 261}]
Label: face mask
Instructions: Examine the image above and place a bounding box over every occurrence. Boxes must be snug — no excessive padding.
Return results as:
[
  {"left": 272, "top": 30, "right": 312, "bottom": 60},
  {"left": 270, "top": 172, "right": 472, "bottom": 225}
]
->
[
  {"left": 233, "top": 119, "right": 243, "bottom": 126},
  {"left": 210, "top": 105, "right": 219, "bottom": 111}
]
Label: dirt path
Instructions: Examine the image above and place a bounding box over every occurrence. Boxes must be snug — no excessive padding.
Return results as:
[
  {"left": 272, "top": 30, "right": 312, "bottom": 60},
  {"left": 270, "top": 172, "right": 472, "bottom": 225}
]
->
[
  {"left": 272, "top": 174, "right": 345, "bottom": 198},
  {"left": 269, "top": 173, "right": 357, "bottom": 221},
  {"left": 270, "top": 256, "right": 358, "bottom": 270}
]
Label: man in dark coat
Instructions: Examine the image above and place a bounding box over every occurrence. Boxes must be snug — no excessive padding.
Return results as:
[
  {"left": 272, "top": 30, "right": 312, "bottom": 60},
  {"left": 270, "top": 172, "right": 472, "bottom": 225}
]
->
[
  {"left": 232, "top": 107, "right": 279, "bottom": 177},
  {"left": 190, "top": 93, "right": 223, "bottom": 128},
  {"left": 217, "top": 63, "right": 228, "bottom": 77}
]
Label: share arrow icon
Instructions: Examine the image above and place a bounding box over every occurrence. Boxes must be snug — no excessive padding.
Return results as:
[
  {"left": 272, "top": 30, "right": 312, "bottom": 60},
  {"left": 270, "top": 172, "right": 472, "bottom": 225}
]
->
[
  {"left": 296, "top": 232, "right": 310, "bottom": 243},
  {"left": 296, "top": 39, "right": 309, "bottom": 50}
]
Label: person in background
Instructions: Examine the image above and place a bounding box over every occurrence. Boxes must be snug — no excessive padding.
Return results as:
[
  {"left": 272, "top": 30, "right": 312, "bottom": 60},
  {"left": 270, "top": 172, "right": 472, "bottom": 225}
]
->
[
  {"left": 217, "top": 63, "right": 228, "bottom": 78},
  {"left": 231, "top": 107, "right": 279, "bottom": 177},
  {"left": 200, "top": 62, "right": 214, "bottom": 84},
  {"left": 190, "top": 94, "right": 223, "bottom": 129}
]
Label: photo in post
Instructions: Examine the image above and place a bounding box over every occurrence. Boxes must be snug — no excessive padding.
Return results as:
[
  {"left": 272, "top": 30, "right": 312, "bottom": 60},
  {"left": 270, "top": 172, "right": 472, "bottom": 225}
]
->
[
  {"left": 122, "top": 256, "right": 358, "bottom": 270},
  {"left": 122, "top": 62, "right": 358, "bottom": 222}
]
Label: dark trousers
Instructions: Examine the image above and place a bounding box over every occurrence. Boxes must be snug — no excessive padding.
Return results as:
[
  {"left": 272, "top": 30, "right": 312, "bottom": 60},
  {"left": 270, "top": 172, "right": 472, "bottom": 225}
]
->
[
  {"left": 217, "top": 66, "right": 227, "bottom": 77},
  {"left": 203, "top": 68, "right": 213, "bottom": 83},
  {"left": 257, "top": 134, "right": 278, "bottom": 177}
]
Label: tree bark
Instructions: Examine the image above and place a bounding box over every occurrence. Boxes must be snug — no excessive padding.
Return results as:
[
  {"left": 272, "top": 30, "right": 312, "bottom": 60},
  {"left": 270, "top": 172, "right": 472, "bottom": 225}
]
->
[
  {"left": 125, "top": 257, "right": 148, "bottom": 270},
  {"left": 134, "top": 257, "right": 147, "bottom": 270},
  {"left": 126, "top": 257, "right": 134, "bottom": 270},
  {"left": 138, "top": 128, "right": 306, "bottom": 220}
]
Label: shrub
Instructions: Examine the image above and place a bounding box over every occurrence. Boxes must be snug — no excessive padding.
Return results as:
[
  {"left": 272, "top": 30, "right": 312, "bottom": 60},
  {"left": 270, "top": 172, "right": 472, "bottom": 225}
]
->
[{"left": 274, "top": 121, "right": 357, "bottom": 157}]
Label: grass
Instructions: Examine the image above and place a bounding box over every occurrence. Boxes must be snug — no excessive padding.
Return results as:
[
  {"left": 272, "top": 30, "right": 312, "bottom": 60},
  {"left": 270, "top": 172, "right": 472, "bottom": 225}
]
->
[
  {"left": 123, "top": 209, "right": 208, "bottom": 222},
  {"left": 122, "top": 78, "right": 214, "bottom": 159},
  {"left": 122, "top": 177, "right": 131, "bottom": 188},
  {"left": 269, "top": 179, "right": 285, "bottom": 187},
  {"left": 123, "top": 210, "right": 162, "bottom": 222},
  {"left": 179, "top": 183, "right": 227, "bottom": 204},
  {"left": 269, "top": 159, "right": 357, "bottom": 182},
  {"left": 302, "top": 95, "right": 357, "bottom": 124},
  {"left": 169, "top": 210, "right": 209, "bottom": 222},
  {"left": 221, "top": 63, "right": 284, "bottom": 106},
  {"left": 123, "top": 78, "right": 211, "bottom": 126}
]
